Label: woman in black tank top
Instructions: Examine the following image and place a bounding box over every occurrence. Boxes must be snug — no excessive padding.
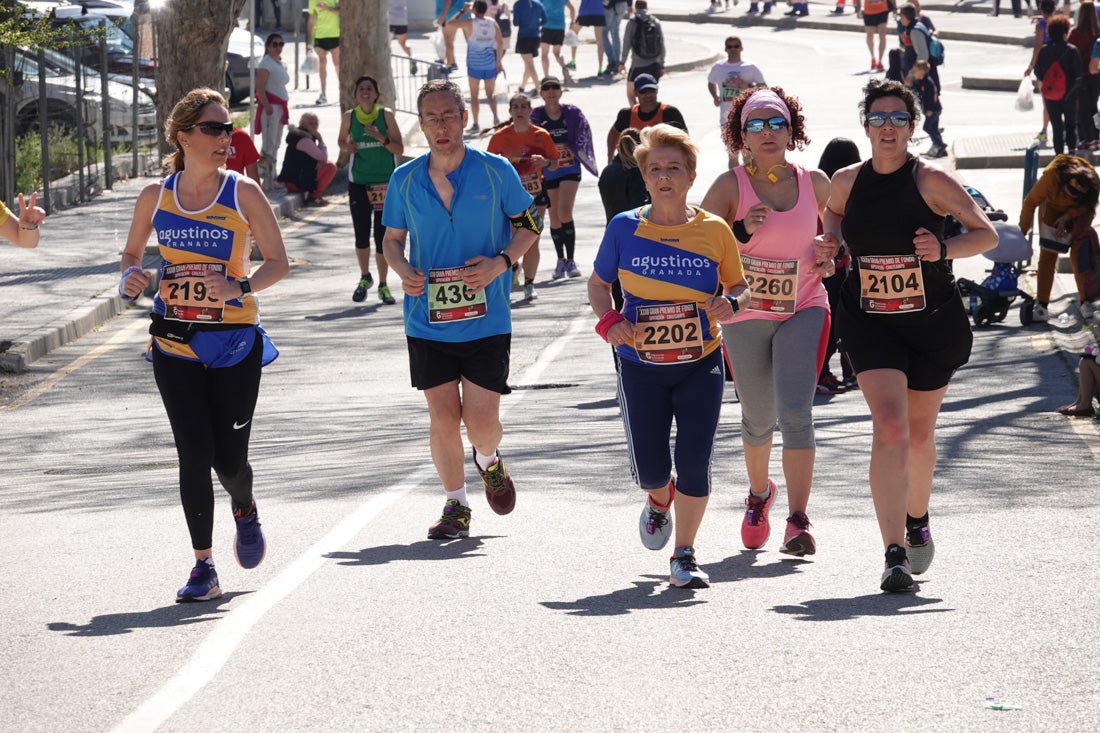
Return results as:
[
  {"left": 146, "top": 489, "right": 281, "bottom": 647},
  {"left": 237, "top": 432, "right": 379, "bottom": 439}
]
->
[{"left": 820, "top": 80, "right": 997, "bottom": 593}]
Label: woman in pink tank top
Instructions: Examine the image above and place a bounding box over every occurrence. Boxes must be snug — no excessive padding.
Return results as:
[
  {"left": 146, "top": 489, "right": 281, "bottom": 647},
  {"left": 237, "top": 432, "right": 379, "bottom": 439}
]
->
[{"left": 700, "top": 86, "right": 838, "bottom": 561}]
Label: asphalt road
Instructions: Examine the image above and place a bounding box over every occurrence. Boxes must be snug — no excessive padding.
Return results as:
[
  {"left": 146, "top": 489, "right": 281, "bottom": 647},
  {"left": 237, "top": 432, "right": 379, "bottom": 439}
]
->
[{"left": 2, "top": 21, "right": 1098, "bottom": 733}]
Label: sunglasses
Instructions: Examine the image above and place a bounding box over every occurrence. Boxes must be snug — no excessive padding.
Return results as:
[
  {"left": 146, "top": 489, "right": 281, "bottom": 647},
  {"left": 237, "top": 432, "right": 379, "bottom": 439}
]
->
[
  {"left": 541, "top": 84, "right": 561, "bottom": 91},
  {"left": 865, "top": 112, "right": 912, "bottom": 128},
  {"left": 726, "top": 44, "right": 741, "bottom": 49},
  {"left": 269, "top": 41, "right": 284, "bottom": 47},
  {"left": 184, "top": 121, "right": 234, "bottom": 137},
  {"left": 743, "top": 116, "right": 789, "bottom": 133}
]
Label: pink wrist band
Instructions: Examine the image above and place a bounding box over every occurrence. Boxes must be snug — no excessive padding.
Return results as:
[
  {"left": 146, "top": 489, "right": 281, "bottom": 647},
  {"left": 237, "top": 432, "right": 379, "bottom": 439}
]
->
[{"left": 595, "top": 310, "right": 627, "bottom": 342}]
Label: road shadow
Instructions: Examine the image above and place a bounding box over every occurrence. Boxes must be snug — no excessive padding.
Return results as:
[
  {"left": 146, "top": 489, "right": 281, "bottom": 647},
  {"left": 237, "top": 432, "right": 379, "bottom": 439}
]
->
[
  {"left": 304, "top": 304, "right": 382, "bottom": 321},
  {"left": 47, "top": 592, "right": 250, "bottom": 637},
  {"left": 540, "top": 575, "right": 707, "bottom": 616},
  {"left": 325, "top": 536, "right": 501, "bottom": 565},
  {"left": 705, "top": 550, "right": 813, "bottom": 584},
  {"left": 770, "top": 588, "right": 950, "bottom": 621}
]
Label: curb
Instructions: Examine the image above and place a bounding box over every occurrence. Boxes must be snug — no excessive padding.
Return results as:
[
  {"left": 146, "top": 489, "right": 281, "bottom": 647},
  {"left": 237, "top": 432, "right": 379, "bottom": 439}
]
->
[{"left": 0, "top": 291, "right": 125, "bottom": 373}]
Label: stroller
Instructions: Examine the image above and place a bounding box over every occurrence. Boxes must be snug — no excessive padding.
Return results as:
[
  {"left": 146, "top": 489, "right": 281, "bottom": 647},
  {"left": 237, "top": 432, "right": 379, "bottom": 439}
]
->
[{"left": 951, "top": 186, "right": 1037, "bottom": 327}]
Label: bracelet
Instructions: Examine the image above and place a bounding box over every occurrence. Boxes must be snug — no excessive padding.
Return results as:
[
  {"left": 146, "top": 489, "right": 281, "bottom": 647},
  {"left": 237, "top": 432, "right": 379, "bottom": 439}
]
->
[
  {"left": 499, "top": 252, "right": 512, "bottom": 270},
  {"left": 732, "top": 219, "right": 752, "bottom": 244},
  {"left": 20, "top": 224, "right": 39, "bottom": 230}
]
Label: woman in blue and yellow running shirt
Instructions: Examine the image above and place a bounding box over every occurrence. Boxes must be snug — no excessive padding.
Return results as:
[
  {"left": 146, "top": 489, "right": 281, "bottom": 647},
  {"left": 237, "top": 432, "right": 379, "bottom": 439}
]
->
[
  {"left": 588, "top": 124, "right": 747, "bottom": 590},
  {"left": 119, "top": 88, "right": 289, "bottom": 604},
  {"left": 338, "top": 75, "right": 404, "bottom": 305}
]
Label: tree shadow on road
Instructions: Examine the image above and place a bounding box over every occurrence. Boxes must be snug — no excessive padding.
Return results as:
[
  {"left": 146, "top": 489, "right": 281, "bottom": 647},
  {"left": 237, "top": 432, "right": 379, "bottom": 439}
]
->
[
  {"left": 540, "top": 576, "right": 707, "bottom": 616},
  {"left": 46, "top": 592, "right": 250, "bottom": 637},
  {"left": 770, "top": 589, "right": 950, "bottom": 621},
  {"left": 325, "top": 536, "right": 501, "bottom": 565}
]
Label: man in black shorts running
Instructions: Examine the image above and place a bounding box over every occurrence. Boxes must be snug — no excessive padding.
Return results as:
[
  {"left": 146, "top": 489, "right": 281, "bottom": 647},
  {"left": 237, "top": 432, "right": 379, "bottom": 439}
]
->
[{"left": 382, "top": 80, "right": 541, "bottom": 539}]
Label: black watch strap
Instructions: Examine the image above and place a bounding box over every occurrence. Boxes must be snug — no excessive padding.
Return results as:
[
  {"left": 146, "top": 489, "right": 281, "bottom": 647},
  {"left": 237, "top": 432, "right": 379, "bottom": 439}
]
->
[{"left": 238, "top": 278, "right": 252, "bottom": 296}]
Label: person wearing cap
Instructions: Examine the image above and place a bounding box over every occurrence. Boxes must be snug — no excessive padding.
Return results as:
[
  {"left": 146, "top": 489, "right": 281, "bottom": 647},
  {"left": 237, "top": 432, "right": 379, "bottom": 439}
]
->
[
  {"left": 699, "top": 86, "right": 837, "bottom": 565},
  {"left": 606, "top": 72, "right": 687, "bottom": 164},
  {"left": 619, "top": 0, "right": 664, "bottom": 104},
  {"left": 532, "top": 75, "right": 599, "bottom": 280}
]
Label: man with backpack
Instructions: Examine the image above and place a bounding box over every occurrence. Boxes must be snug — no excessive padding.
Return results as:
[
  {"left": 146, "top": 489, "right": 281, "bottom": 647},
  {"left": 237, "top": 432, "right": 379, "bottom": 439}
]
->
[{"left": 619, "top": 0, "right": 664, "bottom": 104}]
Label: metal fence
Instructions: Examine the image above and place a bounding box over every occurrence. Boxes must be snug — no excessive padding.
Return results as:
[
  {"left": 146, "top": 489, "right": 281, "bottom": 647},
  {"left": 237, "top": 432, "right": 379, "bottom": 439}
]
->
[
  {"left": 389, "top": 53, "right": 450, "bottom": 117},
  {"left": 0, "top": 17, "right": 160, "bottom": 212}
]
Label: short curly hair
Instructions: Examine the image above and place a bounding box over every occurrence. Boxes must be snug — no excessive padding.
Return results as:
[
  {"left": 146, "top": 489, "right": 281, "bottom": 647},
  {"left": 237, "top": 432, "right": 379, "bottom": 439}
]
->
[
  {"left": 859, "top": 78, "right": 920, "bottom": 128},
  {"left": 721, "top": 86, "right": 810, "bottom": 153}
]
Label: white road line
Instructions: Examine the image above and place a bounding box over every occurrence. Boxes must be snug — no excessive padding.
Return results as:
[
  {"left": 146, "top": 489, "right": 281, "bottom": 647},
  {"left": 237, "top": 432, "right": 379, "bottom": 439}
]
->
[
  {"left": 0, "top": 316, "right": 148, "bottom": 414},
  {"left": 110, "top": 307, "right": 593, "bottom": 733}
]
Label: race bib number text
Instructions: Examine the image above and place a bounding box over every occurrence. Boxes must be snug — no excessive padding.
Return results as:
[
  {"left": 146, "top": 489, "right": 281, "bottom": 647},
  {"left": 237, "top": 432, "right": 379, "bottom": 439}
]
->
[
  {"left": 428, "top": 267, "right": 488, "bottom": 323},
  {"left": 858, "top": 254, "right": 926, "bottom": 313},
  {"left": 634, "top": 302, "right": 704, "bottom": 364},
  {"left": 160, "top": 262, "right": 225, "bottom": 322},
  {"left": 742, "top": 255, "right": 799, "bottom": 314}
]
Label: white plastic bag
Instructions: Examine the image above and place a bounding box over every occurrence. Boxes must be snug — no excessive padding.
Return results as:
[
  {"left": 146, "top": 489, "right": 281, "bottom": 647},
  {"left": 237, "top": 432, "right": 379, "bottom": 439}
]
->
[
  {"left": 563, "top": 29, "right": 580, "bottom": 48},
  {"left": 1015, "top": 77, "right": 1034, "bottom": 113},
  {"left": 300, "top": 54, "right": 318, "bottom": 75},
  {"left": 429, "top": 30, "right": 446, "bottom": 61}
]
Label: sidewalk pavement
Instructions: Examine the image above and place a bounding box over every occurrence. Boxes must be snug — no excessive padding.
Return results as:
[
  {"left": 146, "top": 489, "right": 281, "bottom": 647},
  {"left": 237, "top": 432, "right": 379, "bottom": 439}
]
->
[{"left": 0, "top": 3, "right": 1089, "bottom": 373}]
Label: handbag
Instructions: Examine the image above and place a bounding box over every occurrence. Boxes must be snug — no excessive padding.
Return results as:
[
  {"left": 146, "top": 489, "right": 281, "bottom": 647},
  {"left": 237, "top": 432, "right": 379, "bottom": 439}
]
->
[{"left": 1039, "top": 221, "right": 1072, "bottom": 253}]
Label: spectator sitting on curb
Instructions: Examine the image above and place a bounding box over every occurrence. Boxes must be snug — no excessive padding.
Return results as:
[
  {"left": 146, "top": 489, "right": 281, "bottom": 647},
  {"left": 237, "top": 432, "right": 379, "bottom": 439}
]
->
[
  {"left": 277, "top": 112, "right": 337, "bottom": 206},
  {"left": 1058, "top": 346, "right": 1100, "bottom": 416}
]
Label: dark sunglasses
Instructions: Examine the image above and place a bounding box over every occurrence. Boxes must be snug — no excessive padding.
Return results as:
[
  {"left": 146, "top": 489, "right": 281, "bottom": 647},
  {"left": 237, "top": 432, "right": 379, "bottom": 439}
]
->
[
  {"left": 865, "top": 112, "right": 911, "bottom": 128},
  {"left": 743, "top": 116, "right": 789, "bottom": 133},
  {"left": 726, "top": 44, "right": 741, "bottom": 49},
  {"left": 541, "top": 84, "right": 561, "bottom": 91},
  {"left": 184, "top": 121, "right": 234, "bottom": 137},
  {"left": 269, "top": 41, "right": 284, "bottom": 47}
]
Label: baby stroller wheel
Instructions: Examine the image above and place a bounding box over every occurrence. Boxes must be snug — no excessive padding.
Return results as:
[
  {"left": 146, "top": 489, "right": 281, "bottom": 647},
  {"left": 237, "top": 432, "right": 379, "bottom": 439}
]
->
[
  {"left": 1020, "top": 300, "right": 1035, "bottom": 326},
  {"left": 974, "top": 303, "right": 994, "bottom": 327}
]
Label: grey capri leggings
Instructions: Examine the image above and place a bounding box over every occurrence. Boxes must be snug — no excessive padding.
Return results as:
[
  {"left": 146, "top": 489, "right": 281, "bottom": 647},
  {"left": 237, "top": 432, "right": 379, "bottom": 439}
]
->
[{"left": 721, "top": 306, "right": 826, "bottom": 450}]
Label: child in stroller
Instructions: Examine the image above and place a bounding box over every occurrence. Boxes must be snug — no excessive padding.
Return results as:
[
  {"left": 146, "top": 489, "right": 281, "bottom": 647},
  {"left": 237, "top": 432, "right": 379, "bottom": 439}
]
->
[{"left": 951, "top": 186, "right": 1038, "bottom": 326}]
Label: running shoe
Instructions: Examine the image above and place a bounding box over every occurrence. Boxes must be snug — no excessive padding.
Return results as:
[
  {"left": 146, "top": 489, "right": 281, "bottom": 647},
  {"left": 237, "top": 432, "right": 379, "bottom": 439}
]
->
[
  {"left": 468, "top": 123, "right": 480, "bottom": 134},
  {"left": 428, "top": 499, "right": 472, "bottom": 539},
  {"left": 565, "top": 259, "right": 582, "bottom": 278},
  {"left": 1032, "top": 303, "right": 1050, "bottom": 322},
  {"left": 316, "top": 93, "right": 327, "bottom": 105},
  {"left": 1035, "top": 130, "right": 1048, "bottom": 144},
  {"left": 906, "top": 519, "right": 935, "bottom": 575},
  {"left": 740, "top": 478, "right": 777, "bottom": 550},
  {"left": 779, "top": 511, "right": 816, "bottom": 557},
  {"left": 639, "top": 484, "right": 674, "bottom": 551},
  {"left": 1079, "top": 301, "right": 1097, "bottom": 320},
  {"left": 512, "top": 269, "right": 522, "bottom": 291},
  {"left": 816, "top": 374, "right": 845, "bottom": 395},
  {"left": 669, "top": 547, "right": 710, "bottom": 588},
  {"left": 233, "top": 501, "right": 267, "bottom": 569},
  {"left": 474, "top": 449, "right": 516, "bottom": 515},
  {"left": 566, "top": 60, "right": 576, "bottom": 70},
  {"left": 523, "top": 283, "right": 537, "bottom": 301},
  {"left": 176, "top": 559, "right": 222, "bottom": 603},
  {"left": 552, "top": 259, "right": 567, "bottom": 280},
  {"left": 352, "top": 273, "right": 374, "bottom": 302},
  {"left": 842, "top": 375, "right": 859, "bottom": 391},
  {"left": 881, "top": 544, "right": 913, "bottom": 592},
  {"left": 378, "top": 283, "right": 396, "bottom": 305}
]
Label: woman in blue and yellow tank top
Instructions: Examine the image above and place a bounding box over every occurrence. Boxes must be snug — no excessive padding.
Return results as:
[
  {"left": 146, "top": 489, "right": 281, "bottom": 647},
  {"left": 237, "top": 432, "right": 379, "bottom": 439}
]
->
[
  {"left": 589, "top": 124, "right": 747, "bottom": 590},
  {"left": 337, "top": 75, "right": 404, "bottom": 305},
  {"left": 118, "top": 88, "right": 290, "bottom": 603}
]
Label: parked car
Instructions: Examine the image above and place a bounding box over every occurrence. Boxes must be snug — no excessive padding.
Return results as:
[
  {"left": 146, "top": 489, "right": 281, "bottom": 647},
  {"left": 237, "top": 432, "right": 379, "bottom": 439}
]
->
[
  {"left": 225, "top": 27, "right": 265, "bottom": 105},
  {"left": 13, "top": 46, "right": 157, "bottom": 145}
]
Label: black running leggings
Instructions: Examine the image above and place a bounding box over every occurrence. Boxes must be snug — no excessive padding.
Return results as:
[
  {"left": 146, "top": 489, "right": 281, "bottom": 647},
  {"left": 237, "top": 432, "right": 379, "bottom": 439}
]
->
[
  {"left": 348, "top": 182, "right": 386, "bottom": 252},
  {"left": 153, "top": 336, "right": 262, "bottom": 550}
]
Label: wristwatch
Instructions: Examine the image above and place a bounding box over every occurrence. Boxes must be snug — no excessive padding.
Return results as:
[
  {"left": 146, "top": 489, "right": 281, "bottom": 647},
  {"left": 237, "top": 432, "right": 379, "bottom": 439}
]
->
[
  {"left": 724, "top": 294, "right": 740, "bottom": 314},
  {"left": 237, "top": 278, "right": 252, "bottom": 296}
]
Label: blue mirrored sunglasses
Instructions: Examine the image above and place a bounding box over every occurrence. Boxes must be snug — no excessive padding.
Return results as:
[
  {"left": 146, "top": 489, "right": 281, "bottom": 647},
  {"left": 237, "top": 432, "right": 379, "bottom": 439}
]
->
[
  {"left": 743, "top": 116, "right": 789, "bottom": 133},
  {"left": 865, "top": 112, "right": 911, "bottom": 128}
]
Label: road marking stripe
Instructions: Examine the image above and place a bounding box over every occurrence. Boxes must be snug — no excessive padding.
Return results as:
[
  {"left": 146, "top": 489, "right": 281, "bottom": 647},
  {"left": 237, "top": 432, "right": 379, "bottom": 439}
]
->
[
  {"left": 111, "top": 306, "right": 592, "bottom": 732},
  {"left": 0, "top": 317, "right": 148, "bottom": 414}
]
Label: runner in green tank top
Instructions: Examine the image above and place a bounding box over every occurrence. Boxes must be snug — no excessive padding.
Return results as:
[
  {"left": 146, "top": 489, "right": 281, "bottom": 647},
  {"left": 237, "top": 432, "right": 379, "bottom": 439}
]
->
[{"left": 338, "top": 75, "right": 405, "bottom": 305}]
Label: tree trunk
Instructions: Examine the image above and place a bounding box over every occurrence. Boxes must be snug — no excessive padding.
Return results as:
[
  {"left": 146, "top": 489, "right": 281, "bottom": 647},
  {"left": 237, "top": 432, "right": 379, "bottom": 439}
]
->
[
  {"left": 150, "top": 0, "right": 249, "bottom": 156},
  {"left": 338, "top": 0, "right": 395, "bottom": 113}
]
